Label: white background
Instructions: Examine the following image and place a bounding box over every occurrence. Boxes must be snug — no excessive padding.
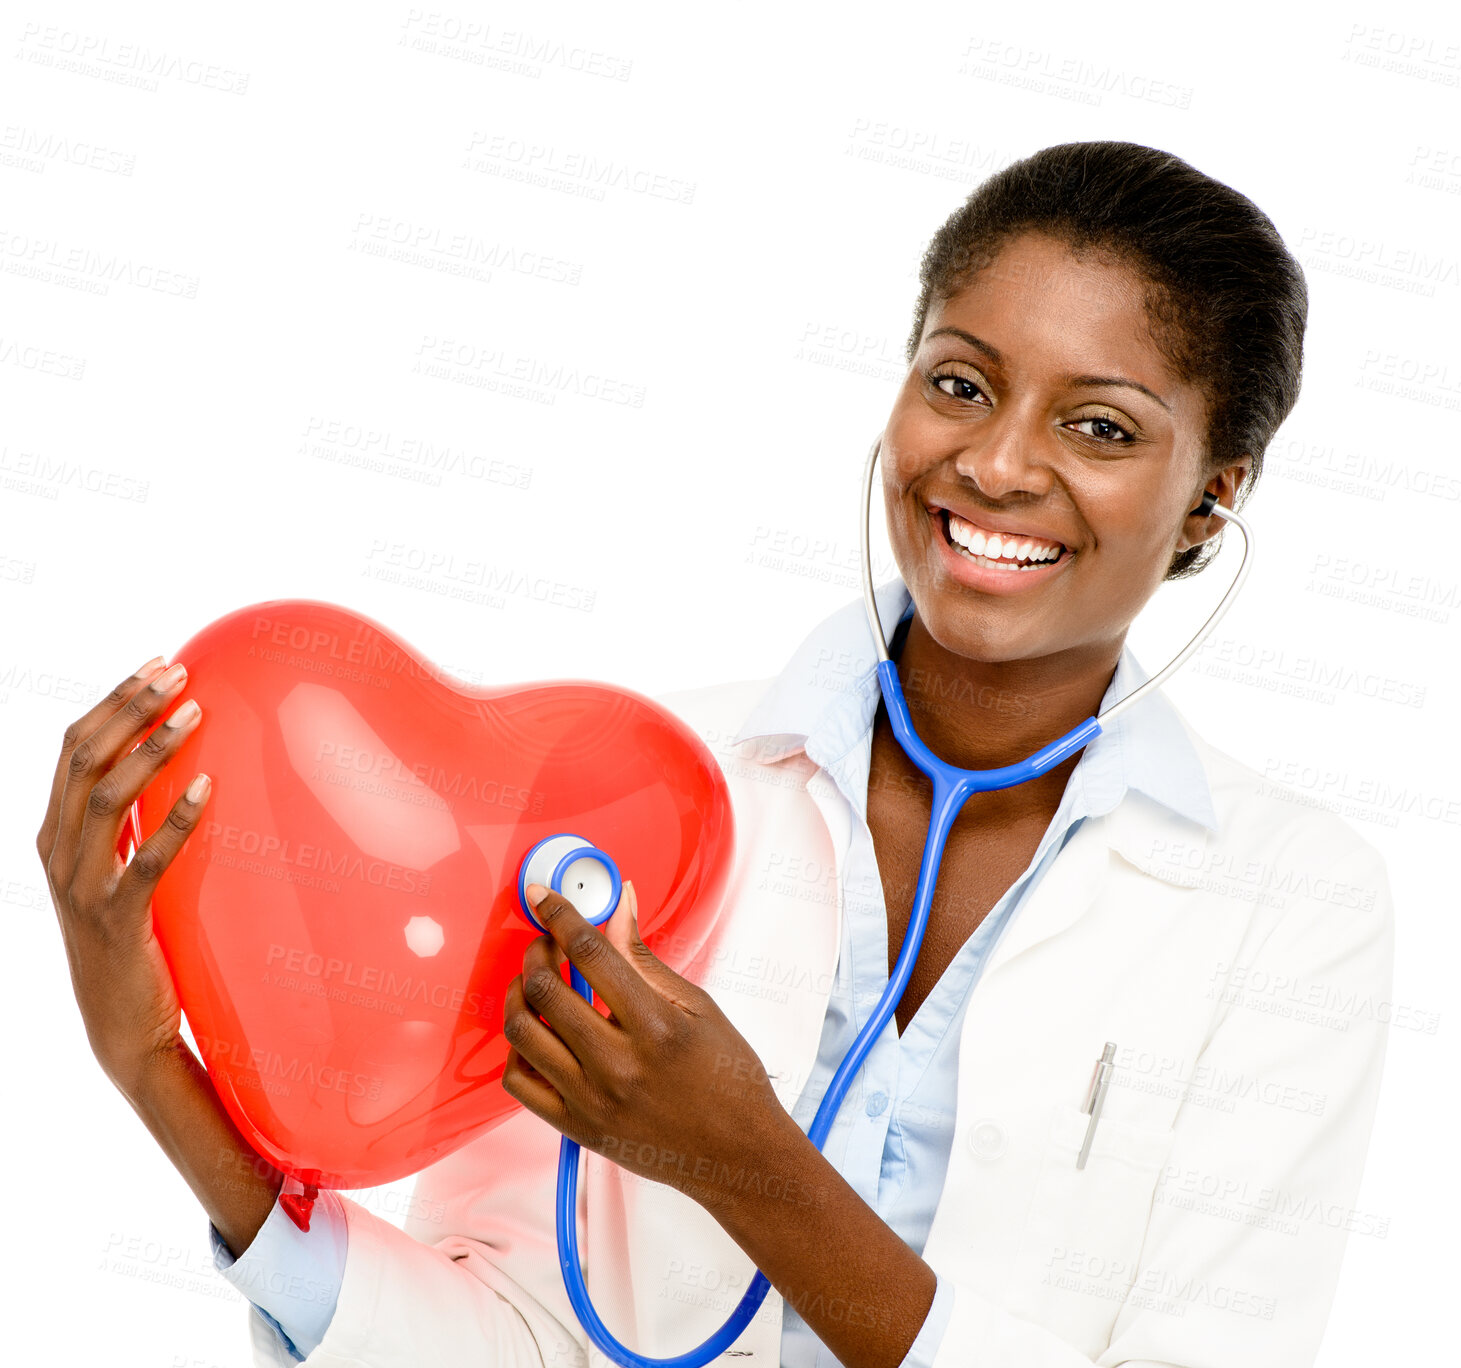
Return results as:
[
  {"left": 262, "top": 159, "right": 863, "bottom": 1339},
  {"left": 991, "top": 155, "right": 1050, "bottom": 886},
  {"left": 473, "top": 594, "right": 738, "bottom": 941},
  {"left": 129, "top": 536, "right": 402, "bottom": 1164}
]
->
[{"left": 2, "top": 1, "right": 1456, "bottom": 1363}]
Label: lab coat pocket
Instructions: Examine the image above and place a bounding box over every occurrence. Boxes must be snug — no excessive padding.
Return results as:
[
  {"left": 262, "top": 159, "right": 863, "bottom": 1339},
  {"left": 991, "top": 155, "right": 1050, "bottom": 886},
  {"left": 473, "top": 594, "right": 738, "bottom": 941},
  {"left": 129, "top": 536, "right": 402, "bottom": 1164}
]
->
[{"left": 1007, "top": 1105, "right": 1175, "bottom": 1354}]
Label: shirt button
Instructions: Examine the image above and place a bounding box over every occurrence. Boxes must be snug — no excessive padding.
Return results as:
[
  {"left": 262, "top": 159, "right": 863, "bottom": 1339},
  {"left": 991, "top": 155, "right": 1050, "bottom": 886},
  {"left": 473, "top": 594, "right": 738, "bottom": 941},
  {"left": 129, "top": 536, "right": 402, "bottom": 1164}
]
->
[
  {"left": 968, "top": 1119, "right": 1007, "bottom": 1159},
  {"left": 865, "top": 1091, "right": 889, "bottom": 1117}
]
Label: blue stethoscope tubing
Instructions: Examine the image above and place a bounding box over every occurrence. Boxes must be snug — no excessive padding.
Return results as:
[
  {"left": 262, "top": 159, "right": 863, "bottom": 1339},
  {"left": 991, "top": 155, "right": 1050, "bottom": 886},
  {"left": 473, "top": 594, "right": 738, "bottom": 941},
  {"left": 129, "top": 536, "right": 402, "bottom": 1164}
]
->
[{"left": 544, "top": 434, "right": 1255, "bottom": 1367}]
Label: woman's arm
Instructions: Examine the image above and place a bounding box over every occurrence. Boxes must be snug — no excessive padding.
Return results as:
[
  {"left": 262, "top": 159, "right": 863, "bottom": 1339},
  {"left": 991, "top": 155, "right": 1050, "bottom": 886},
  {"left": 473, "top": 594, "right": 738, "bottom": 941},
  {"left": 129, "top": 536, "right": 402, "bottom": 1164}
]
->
[
  {"left": 506, "top": 795, "right": 1396, "bottom": 1368},
  {"left": 705, "top": 1101, "right": 941, "bottom": 1368},
  {"left": 503, "top": 880, "right": 945, "bottom": 1367},
  {"left": 41, "top": 663, "right": 583, "bottom": 1368},
  {"left": 132, "top": 1036, "right": 287, "bottom": 1257},
  {"left": 37, "top": 659, "right": 287, "bottom": 1252}
]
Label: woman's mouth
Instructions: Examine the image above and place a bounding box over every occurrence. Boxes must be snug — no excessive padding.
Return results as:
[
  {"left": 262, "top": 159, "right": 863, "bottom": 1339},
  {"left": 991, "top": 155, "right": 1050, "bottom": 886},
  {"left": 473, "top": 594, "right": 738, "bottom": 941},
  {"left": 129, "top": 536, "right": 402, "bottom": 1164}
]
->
[
  {"left": 928, "top": 506, "right": 1074, "bottom": 593},
  {"left": 939, "top": 508, "right": 1069, "bottom": 569}
]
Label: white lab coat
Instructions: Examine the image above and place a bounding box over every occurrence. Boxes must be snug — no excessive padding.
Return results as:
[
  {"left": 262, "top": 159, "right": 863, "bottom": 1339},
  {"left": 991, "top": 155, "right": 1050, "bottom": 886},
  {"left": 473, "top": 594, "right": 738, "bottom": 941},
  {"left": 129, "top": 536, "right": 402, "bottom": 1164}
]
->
[{"left": 242, "top": 672, "right": 1394, "bottom": 1368}]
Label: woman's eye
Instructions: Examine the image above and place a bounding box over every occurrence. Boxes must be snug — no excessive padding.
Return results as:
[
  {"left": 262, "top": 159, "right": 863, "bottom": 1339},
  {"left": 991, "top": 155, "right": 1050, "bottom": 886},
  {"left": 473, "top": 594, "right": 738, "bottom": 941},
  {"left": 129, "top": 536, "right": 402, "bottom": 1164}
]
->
[
  {"left": 931, "top": 372, "right": 988, "bottom": 403},
  {"left": 1069, "top": 415, "right": 1135, "bottom": 444}
]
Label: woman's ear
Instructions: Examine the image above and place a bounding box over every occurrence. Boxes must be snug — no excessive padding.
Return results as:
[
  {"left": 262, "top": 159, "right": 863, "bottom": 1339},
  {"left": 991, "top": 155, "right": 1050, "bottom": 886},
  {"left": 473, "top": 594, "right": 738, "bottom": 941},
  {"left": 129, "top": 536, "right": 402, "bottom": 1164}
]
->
[{"left": 1177, "top": 457, "right": 1251, "bottom": 551}]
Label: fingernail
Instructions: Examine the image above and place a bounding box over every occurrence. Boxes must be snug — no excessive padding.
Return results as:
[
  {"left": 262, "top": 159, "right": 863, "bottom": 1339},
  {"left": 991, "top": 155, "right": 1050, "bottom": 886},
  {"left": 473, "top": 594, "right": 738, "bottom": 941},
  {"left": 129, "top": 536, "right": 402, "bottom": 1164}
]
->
[
  {"left": 525, "top": 882, "right": 548, "bottom": 907},
  {"left": 165, "top": 699, "right": 201, "bottom": 729},
  {"left": 150, "top": 661, "right": 187, "bottom": 693},
  {"left": 185, "top": 773, "right": 211, "bottom": 803},
  {"left": 133, "top": 655, "right": 166, "bottom": 678}
]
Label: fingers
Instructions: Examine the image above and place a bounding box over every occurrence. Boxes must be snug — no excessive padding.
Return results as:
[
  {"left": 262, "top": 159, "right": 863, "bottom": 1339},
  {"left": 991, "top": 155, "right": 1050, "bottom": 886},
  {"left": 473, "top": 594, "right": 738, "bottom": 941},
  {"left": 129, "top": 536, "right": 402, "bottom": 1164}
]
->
[
  {"left": 525, "top": 885, "right": 652, "bottom": 1033},
  {"left": 501, "top": 969, "right": 583, "bottom": 1104},
  {"left": 516, "top": 931, "right": 615, "bottom": 1065},
  {"left": 600, "top": 880, "right": 638, "bottom": 963},
  {"left": 37, "top": 657, "right": 164, "bottom": 868},
  {"left": 45, "top": 659, "right": 191, "bottom": 887},
  {"left": 117, "top": 772, "right": 212, "bottom": 912},
  {"left": 500, "top": 1043, "right": 571, "bottom": 1131},
  {"left": 75, "top": 686, "right": 204, "bottom": 893}
]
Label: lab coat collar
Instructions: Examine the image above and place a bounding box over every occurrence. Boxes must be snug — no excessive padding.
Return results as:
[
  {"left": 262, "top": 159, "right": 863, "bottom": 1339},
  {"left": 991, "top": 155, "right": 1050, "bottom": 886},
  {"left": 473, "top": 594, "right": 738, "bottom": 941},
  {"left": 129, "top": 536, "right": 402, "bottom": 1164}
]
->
[{"left": 729, "top": 576, "right": 1219, "bottom": 883}]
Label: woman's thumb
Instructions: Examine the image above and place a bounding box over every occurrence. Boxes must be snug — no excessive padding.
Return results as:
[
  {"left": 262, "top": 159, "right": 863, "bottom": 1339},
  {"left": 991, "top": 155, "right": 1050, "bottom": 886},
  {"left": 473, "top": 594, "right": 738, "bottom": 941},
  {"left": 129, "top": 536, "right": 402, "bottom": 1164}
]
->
[{"left": 604, "top": 879, "right": 641, "bottom": 963}]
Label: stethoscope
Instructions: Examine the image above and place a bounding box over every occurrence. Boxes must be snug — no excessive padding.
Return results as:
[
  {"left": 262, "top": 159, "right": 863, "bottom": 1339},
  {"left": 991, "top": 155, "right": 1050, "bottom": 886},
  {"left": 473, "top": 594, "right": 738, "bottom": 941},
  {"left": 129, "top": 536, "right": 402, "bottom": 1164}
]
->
[{"left": 515, "top": 434, "right": 1254, "bottom": 1367}]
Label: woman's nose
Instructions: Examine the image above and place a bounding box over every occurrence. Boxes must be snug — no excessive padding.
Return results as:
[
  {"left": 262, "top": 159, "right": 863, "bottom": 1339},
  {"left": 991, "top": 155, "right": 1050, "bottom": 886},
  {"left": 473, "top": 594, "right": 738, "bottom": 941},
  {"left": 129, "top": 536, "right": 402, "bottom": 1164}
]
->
[{"left": 951, "top": 410, "right": 1056, "bottom": 502}]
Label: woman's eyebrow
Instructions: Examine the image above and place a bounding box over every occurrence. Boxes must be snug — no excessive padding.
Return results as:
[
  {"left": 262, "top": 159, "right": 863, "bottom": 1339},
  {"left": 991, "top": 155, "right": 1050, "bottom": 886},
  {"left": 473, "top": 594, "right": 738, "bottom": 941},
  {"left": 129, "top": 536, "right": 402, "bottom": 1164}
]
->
[
  {"left": 1063, "top": 374, "right": 1172, "bottom": 412},
  {"left": 924, "top": 326, "right": 1003, "bottom": 364}
]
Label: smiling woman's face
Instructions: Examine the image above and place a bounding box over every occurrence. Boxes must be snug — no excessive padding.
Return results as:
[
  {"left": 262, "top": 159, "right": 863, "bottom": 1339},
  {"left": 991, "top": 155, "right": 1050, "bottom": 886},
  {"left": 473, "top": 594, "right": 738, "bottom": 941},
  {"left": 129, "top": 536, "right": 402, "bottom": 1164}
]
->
[{"left": 883, "top": 231, "right": 1240, "bottom": 670}]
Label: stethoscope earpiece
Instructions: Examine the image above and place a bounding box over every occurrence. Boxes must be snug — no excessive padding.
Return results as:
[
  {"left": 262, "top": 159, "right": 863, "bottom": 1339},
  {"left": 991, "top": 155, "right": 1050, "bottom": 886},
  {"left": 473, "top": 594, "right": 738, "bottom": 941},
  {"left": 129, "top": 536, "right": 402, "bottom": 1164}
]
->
[
  {"left": 516, "top": 834, "right": 622, "bottom": 931},
  {"left": 1192, "top": 489, "right": 1219, "bottom": 517}
]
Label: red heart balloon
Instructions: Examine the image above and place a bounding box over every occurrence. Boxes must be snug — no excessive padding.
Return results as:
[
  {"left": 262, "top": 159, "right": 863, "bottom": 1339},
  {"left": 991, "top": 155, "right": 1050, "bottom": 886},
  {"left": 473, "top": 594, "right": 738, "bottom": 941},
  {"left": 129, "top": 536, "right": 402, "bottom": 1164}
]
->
[{"left": 131, "top": 600, "right": 735, "bottom": 1192}]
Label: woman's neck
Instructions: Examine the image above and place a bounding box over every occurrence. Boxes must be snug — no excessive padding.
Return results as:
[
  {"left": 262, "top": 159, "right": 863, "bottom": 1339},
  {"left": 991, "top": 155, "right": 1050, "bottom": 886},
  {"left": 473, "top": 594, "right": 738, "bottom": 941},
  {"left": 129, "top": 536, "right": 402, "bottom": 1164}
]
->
[{"left": 886, "top": 611, "right": 1122, "bottom": 778}]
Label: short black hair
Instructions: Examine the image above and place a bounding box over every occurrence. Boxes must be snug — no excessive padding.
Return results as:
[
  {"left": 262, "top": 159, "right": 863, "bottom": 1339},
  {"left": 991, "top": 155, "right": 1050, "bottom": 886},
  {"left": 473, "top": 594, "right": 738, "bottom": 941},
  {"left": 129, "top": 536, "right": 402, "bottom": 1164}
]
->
[{"left": 907, "top": 141, "right": 1307, "bottom": 580}]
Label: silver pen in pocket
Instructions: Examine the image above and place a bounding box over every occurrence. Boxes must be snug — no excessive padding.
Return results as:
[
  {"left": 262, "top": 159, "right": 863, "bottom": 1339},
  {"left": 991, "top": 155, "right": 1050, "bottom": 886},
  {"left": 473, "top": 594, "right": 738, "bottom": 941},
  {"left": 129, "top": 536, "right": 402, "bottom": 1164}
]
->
[{"left": 1077, "top": 1042, "right": 1117, "bottom": 1170}]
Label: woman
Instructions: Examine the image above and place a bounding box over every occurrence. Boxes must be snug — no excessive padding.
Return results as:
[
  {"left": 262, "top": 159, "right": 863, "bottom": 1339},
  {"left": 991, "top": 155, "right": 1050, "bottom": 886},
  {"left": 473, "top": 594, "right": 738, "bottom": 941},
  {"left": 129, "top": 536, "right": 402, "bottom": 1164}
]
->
[{"left": 39, "top": 142, "right": 1393, "bottom": 1367}]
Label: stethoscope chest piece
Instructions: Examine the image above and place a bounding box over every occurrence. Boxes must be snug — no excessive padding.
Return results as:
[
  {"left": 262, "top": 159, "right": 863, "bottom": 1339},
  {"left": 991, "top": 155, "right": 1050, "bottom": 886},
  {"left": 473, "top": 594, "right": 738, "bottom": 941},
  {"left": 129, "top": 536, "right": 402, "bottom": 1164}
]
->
[{"left": 517, "top": 833, "right": 622, "bottom": 931}]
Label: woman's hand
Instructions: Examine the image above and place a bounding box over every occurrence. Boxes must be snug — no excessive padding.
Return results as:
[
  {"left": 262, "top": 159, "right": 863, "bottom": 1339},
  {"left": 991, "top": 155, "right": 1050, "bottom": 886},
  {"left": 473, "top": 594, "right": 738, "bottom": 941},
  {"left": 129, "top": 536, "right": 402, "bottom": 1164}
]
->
[
  {"left": 502, "top": 880, "right": 798, "bottom": 1217},
  {"left": 36, "top": 656, "right": 211, "bottom": 1103},
  {"left": 506, "top": 885, "right": 944, "bottom": 1368}
]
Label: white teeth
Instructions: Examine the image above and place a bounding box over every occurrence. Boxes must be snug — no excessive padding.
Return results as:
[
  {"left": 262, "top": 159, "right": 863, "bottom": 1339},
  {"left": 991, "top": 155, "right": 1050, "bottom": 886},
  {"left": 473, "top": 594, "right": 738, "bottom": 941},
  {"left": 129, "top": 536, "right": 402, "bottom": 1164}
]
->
[
  {"left": 944, "top": 510, "right": 1064, "bottom": 566},
  {"left": 953, "top": 546, "right": 1044, "bottom": 570}
]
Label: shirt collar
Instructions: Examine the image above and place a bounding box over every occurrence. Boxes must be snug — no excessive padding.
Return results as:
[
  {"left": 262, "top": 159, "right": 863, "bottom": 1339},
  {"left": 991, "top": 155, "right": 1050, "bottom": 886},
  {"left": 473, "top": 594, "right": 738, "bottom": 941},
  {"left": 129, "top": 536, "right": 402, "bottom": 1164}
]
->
[{"left": 730, "top": 576, "right": 1218, "bottom": 834}]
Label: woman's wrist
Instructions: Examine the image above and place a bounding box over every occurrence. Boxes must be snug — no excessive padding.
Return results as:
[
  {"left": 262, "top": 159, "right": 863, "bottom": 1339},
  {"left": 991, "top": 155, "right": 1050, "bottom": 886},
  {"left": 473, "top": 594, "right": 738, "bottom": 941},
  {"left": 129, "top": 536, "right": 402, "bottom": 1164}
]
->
[
  {"left": 129, "top": 1036, "right": 286, "bottom": 1258},
  {"left": 695, "top": 1102, "right": 823, "bottom": 1228},
  {"left": 707, "top": 1106, "right": 937, "bottom": 1368}
]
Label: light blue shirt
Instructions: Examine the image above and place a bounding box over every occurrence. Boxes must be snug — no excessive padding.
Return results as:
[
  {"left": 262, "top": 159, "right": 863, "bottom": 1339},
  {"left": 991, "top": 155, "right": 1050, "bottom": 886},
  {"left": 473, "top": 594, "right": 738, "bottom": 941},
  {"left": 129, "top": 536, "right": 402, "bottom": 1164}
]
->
[{"left": 212, "top": 576, "right": 1217, "bottom": 1365}]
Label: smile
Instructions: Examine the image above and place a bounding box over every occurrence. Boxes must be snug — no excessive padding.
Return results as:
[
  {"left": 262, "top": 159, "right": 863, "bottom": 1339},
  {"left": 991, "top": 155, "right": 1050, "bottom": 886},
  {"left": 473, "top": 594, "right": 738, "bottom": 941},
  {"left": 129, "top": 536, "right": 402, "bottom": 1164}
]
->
[{"left": 925, "top": 504, "right": 1074, "bottom": 593}]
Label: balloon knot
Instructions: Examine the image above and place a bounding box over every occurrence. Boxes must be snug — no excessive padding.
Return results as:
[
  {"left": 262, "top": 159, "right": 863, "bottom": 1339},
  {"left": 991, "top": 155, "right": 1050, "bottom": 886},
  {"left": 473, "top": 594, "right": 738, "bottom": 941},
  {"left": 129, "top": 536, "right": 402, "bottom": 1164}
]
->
[{"left": 280, "top": 1180, "right": 320, "bottom": 1233}]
